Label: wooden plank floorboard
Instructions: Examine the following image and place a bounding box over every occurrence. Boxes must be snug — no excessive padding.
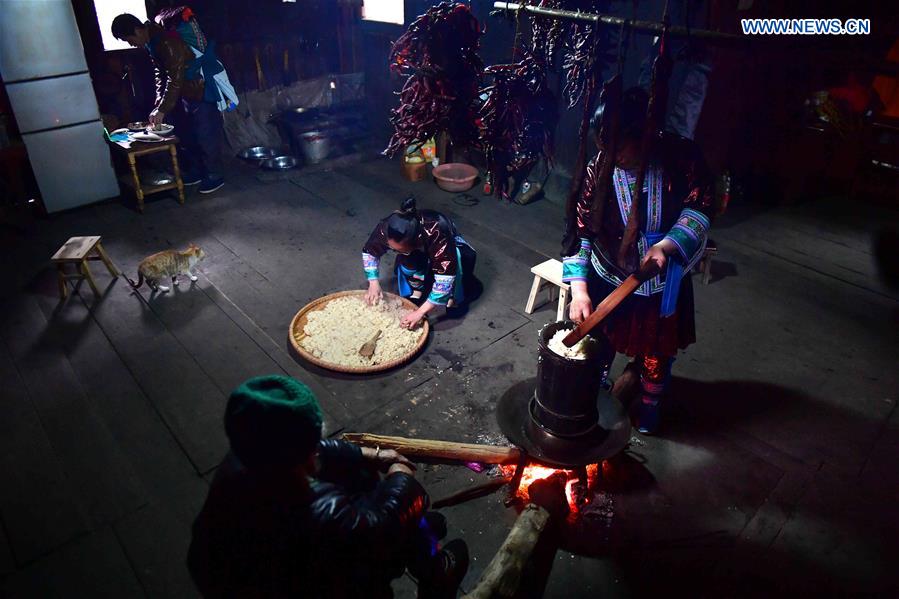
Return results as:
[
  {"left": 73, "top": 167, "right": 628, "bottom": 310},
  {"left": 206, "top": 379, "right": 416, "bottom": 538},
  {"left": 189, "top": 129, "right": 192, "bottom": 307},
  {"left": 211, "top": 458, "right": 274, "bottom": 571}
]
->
[
  {"left": 139, "top": 277, "right": 284, "bottom": 395},
  {"left": 93, "top": 200, "right": 354, "bottom": 428},
  {"left": 113, "top": 477, "right": 207, "bottom": 599},
  {"left": 78, "top": 278, "right": 228, "bottom": 474},
  {"left": 1, "top": 527, "right": 144, "bottom": 598},
  {"left": 0, "top": 295, "right": 146, "bottom": 528},
  {"left": 0, "top": 334, "right": 89, "bottom": 565},
  {"left": 195, "top": 279, "right": 351, "bottom": 429},
  {"left": 31, "top": 291, "right": 201, "bottom": 498}
]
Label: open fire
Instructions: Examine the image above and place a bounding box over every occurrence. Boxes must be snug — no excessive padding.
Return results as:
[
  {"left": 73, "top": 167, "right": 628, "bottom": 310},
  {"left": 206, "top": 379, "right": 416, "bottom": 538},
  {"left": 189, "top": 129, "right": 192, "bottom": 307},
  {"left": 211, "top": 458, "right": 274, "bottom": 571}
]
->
[{"left": 500, "top": 463, "right": 601, "bottom": 512}]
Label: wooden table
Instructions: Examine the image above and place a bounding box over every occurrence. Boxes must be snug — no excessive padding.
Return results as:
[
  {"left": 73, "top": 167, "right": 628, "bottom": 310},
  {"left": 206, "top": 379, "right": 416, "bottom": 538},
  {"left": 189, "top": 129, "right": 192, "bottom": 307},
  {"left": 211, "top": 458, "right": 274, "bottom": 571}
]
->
[{"left": 108, "top": 135, "right": 185, "bottom": 213}]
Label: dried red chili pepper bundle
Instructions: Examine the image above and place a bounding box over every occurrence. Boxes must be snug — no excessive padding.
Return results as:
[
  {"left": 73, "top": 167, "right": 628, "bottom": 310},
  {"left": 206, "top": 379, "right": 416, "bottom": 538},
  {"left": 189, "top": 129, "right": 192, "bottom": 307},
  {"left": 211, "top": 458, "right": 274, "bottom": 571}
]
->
[
  {"left": 479, "top": 54, "right": 558, "bottom": 201},
  {"left": 560, "top": 0, "right": 614, "bottom": 108},
  {"left": 384, "top": 2, "right": 483, "bottom": 157},
  {"left": 528, "top": 0, "right": 564, "bottom": 66}
]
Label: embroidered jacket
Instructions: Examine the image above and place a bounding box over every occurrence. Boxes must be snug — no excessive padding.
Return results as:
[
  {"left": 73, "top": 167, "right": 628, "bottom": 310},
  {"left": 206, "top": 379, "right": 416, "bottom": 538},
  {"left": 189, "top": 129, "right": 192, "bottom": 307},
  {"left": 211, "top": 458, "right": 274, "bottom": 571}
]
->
[
  {"left": 562, "top": 133, "right": 714, "bottom": 296},
  {"left": 362, "top": 210, "right": 461, "bottom": 305}
]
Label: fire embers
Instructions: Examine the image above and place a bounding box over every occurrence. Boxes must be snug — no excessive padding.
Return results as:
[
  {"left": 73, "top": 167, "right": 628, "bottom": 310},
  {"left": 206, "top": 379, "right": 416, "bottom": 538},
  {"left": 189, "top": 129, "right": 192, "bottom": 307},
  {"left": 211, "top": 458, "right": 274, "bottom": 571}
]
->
[{"left": 500, "top": 462, "right": 601, "bottom": 514}]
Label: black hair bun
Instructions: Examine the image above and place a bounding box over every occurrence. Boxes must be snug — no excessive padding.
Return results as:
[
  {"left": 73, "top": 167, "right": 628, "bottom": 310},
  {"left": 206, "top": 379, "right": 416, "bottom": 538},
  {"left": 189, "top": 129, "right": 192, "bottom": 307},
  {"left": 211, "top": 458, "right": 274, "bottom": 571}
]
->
[{"left": 400, "top": 196, "right": 417, "bottom": 215}]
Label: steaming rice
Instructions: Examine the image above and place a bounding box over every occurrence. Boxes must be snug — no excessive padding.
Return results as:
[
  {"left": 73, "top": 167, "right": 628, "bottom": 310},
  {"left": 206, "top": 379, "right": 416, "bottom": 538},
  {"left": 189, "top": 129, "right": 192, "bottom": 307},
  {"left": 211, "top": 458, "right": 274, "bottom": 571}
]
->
[
  {"left": 297, "top": 296, "right": 424, "bottom": 367},
  {"left": 548, "top": 328, "right": 597, "bottom": 360}
]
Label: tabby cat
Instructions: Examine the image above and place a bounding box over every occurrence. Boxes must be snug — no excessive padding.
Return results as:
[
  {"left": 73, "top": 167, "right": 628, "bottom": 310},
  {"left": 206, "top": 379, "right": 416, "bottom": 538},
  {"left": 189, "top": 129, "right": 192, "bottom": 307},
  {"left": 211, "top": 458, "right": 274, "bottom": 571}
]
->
[{"left": 126, "top": 244, "right": 206, "bottom": 293}]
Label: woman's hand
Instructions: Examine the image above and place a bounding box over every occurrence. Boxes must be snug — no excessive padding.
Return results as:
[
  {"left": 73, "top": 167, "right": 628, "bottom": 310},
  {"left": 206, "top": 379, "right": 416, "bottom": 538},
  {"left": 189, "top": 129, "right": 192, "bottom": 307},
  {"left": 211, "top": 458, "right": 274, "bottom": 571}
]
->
[
  {"left": 401, "top": 308, "right": 425, "bottom": 330},
  {"left": 364, "top": 280, "right": 383, "bottom": 306},
  {"left": 641, "top": 239, "right": 677, "bottom": 271},
  {"left": 568, "top": 281, "right": 592, "bottom": 324}
]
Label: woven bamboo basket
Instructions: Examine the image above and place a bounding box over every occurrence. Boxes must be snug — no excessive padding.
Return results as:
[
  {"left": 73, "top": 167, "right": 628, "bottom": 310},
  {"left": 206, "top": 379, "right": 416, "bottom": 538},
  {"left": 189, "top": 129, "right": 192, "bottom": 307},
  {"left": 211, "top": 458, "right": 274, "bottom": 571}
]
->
[{"left": 289, "top": 290, "right": 429, "bottom": 374}]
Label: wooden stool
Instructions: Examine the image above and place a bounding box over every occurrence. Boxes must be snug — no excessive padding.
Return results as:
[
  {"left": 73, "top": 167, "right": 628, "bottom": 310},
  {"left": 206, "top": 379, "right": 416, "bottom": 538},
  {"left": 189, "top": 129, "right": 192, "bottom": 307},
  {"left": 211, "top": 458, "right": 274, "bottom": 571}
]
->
[
  {"left": 524, "top": 258, "right": 570, "bottom": 322},
  {"left": 51, "top": 236, "right": 119, "bottom": 299},
  {"left": 697, "top": 240, "right": 718, "bottom": 285}
]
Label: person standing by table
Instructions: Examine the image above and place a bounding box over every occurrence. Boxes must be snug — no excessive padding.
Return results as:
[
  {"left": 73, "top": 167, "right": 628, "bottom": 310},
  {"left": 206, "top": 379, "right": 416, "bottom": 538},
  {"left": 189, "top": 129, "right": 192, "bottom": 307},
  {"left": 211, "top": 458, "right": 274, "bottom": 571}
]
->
[
  {"left": 111, "top": 11, "right": 229, "bottom": 194},
  {"left": 363, "top": 197, "right": 478, "bottom": 329},
  {"left": 562, "top": 87, "right": 714, "bottom": 434}
]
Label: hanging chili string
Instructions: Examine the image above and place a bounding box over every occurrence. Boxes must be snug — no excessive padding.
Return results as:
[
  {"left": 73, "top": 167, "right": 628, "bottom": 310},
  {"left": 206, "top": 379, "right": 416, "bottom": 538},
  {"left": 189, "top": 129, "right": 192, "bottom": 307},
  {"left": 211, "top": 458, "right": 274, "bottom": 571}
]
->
[{"left": 383, "top": 2, "right": 483, "bottom": 157}]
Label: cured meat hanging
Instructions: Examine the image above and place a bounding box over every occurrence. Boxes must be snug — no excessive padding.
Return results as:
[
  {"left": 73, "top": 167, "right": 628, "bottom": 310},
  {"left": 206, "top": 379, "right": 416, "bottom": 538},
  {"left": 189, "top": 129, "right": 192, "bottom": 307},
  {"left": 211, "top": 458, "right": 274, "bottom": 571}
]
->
[
  {"left": 478, "top": 54, "right": 558, "bottom": 201},
  {"left": 383, "top": 2, "right": 483, "bottom": 157}
]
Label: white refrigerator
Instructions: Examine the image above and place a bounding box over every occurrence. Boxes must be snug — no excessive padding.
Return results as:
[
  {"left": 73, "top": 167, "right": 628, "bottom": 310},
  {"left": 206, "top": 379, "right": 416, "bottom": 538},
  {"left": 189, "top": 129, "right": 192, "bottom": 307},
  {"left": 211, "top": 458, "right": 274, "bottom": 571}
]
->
[{"left": 0, "top": 0, "right": 119, "bottom": 213}]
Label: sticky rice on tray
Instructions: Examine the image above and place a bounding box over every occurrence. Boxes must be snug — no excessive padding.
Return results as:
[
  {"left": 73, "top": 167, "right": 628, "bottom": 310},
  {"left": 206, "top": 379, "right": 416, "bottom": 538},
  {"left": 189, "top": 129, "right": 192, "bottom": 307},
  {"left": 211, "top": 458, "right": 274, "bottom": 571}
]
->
[{"left": 296, "top": 296, "right": 424, "bottom": 368}]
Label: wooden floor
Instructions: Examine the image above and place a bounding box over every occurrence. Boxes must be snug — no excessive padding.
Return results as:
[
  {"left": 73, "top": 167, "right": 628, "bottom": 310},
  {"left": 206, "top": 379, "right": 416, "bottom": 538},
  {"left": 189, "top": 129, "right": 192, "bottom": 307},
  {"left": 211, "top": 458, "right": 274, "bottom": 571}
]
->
[{"left": 1, "top": 156, "right": 896, "bottom": 597}]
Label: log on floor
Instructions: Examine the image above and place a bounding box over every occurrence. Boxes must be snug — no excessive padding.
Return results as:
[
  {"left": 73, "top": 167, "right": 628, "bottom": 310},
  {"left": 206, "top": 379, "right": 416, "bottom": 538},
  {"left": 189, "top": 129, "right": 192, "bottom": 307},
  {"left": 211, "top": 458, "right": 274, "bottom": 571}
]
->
[{"left": 462, "top": 503, "right": 552, "bottom": 599}]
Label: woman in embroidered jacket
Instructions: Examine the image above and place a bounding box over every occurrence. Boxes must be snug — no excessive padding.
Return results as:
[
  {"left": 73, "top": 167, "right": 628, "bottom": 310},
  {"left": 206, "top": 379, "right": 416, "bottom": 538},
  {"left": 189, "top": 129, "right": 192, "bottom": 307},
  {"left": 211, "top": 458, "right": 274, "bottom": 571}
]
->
[
  {"left": 363, "top": 197, "right": 477, "bottom": 330},
  {"left": 562, "top": 88, "right": 714, "bottom": 434}
]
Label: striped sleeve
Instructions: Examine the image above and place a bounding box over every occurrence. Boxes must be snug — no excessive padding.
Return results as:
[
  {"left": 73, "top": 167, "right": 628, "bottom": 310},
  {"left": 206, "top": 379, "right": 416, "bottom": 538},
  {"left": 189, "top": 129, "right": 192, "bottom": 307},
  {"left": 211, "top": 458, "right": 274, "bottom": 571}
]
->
[
  {"left": 663, "top": 208, "right": 710, "bottom": 263},
  {"left": 427, "top": 274, "right": 455, "bottom": 306},
  {"left": 362, "top": 252, "right": 380, "bottom": 280},
  {"left": 562, "top": 238, "right": 591, "bottom": 283}
]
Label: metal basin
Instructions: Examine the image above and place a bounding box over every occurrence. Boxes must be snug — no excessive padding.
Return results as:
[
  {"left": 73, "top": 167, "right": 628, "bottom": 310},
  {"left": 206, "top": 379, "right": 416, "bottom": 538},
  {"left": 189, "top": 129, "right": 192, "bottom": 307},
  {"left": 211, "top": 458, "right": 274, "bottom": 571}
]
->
[
  {"left": 261, "top": 155, "right": 299, "bottom": 170},
  {"left": 238, "top": 146, "right": 277, "bottom": 162}
]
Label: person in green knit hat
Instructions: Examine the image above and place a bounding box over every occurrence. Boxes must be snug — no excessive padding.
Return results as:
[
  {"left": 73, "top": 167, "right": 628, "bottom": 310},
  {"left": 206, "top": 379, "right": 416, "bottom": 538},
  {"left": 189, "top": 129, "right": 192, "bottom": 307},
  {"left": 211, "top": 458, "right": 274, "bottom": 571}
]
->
[{"left": 187, "top": 375, "right": 468, "bottom": 598}]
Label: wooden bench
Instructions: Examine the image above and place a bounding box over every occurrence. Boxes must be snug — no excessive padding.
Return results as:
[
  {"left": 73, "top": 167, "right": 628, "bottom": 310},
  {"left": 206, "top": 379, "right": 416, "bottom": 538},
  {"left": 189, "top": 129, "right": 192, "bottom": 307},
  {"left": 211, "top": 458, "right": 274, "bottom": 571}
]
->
[
  {"left": 524, "top": 259, "right": 570, "bottom": 322},
  {"left": 51, "top": 236, "right": 119, "bottom": 299}
]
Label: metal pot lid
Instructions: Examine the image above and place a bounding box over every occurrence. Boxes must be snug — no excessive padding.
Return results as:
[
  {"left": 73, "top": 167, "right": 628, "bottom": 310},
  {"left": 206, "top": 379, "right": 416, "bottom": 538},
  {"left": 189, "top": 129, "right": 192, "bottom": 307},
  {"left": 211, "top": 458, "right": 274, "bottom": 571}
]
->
[{"left": 496, "top": 378, "right": 631, "bottom": 468}]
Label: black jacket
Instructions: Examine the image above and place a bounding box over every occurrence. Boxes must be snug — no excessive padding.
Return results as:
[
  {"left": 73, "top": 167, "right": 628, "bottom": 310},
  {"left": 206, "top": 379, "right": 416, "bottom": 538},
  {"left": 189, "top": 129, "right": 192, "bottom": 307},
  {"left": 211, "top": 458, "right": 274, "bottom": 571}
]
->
[{"left": 187, "top": 439, "right": 428, "bottom": 598}]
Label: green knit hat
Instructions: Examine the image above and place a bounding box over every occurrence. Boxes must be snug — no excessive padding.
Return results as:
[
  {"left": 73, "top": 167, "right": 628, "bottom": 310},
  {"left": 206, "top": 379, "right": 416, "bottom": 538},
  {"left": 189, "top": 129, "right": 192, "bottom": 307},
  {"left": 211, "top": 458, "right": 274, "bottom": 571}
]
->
[{"left": 225, "top": 375, "right": 324, "bottom": 470}]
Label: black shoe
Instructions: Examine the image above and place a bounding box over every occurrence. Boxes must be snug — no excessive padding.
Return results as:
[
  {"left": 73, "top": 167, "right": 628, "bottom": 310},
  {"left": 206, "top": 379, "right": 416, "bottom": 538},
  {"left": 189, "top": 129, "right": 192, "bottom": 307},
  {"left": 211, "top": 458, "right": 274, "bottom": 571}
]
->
[
  {"left": 417, "top": 539, "right": 469, "bottom": 599},
  {"left": 198, "top": 176, "right": 225, "bottom": 194}
]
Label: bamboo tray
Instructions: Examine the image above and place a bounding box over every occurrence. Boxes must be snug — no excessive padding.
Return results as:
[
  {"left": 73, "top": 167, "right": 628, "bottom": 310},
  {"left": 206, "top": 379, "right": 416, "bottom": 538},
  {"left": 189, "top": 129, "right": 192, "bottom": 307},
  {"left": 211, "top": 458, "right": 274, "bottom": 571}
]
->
[{"left": 289, "top": 290, "right": 429, "bottom": 374}]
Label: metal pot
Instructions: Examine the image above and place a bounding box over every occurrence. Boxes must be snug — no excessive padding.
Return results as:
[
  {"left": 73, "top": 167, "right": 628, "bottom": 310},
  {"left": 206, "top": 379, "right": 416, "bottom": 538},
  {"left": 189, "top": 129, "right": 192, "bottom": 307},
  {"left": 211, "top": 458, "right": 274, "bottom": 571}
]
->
[{"left": 300, "top": 131, "right": 330, "bottom": 164}]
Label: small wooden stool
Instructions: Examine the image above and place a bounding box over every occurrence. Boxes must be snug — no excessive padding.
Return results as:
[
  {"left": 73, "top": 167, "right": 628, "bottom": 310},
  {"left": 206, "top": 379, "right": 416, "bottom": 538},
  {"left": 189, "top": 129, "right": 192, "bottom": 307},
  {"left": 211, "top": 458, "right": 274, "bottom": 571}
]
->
[
  {"left": 51, "top": 236, "right": 119, "bottom": 299},
  {"left": 524, "top": 258, "right": 570, "bottom": 322},
  {"left": 697, "top": 240, "right": 718, "bottom": 285}
]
